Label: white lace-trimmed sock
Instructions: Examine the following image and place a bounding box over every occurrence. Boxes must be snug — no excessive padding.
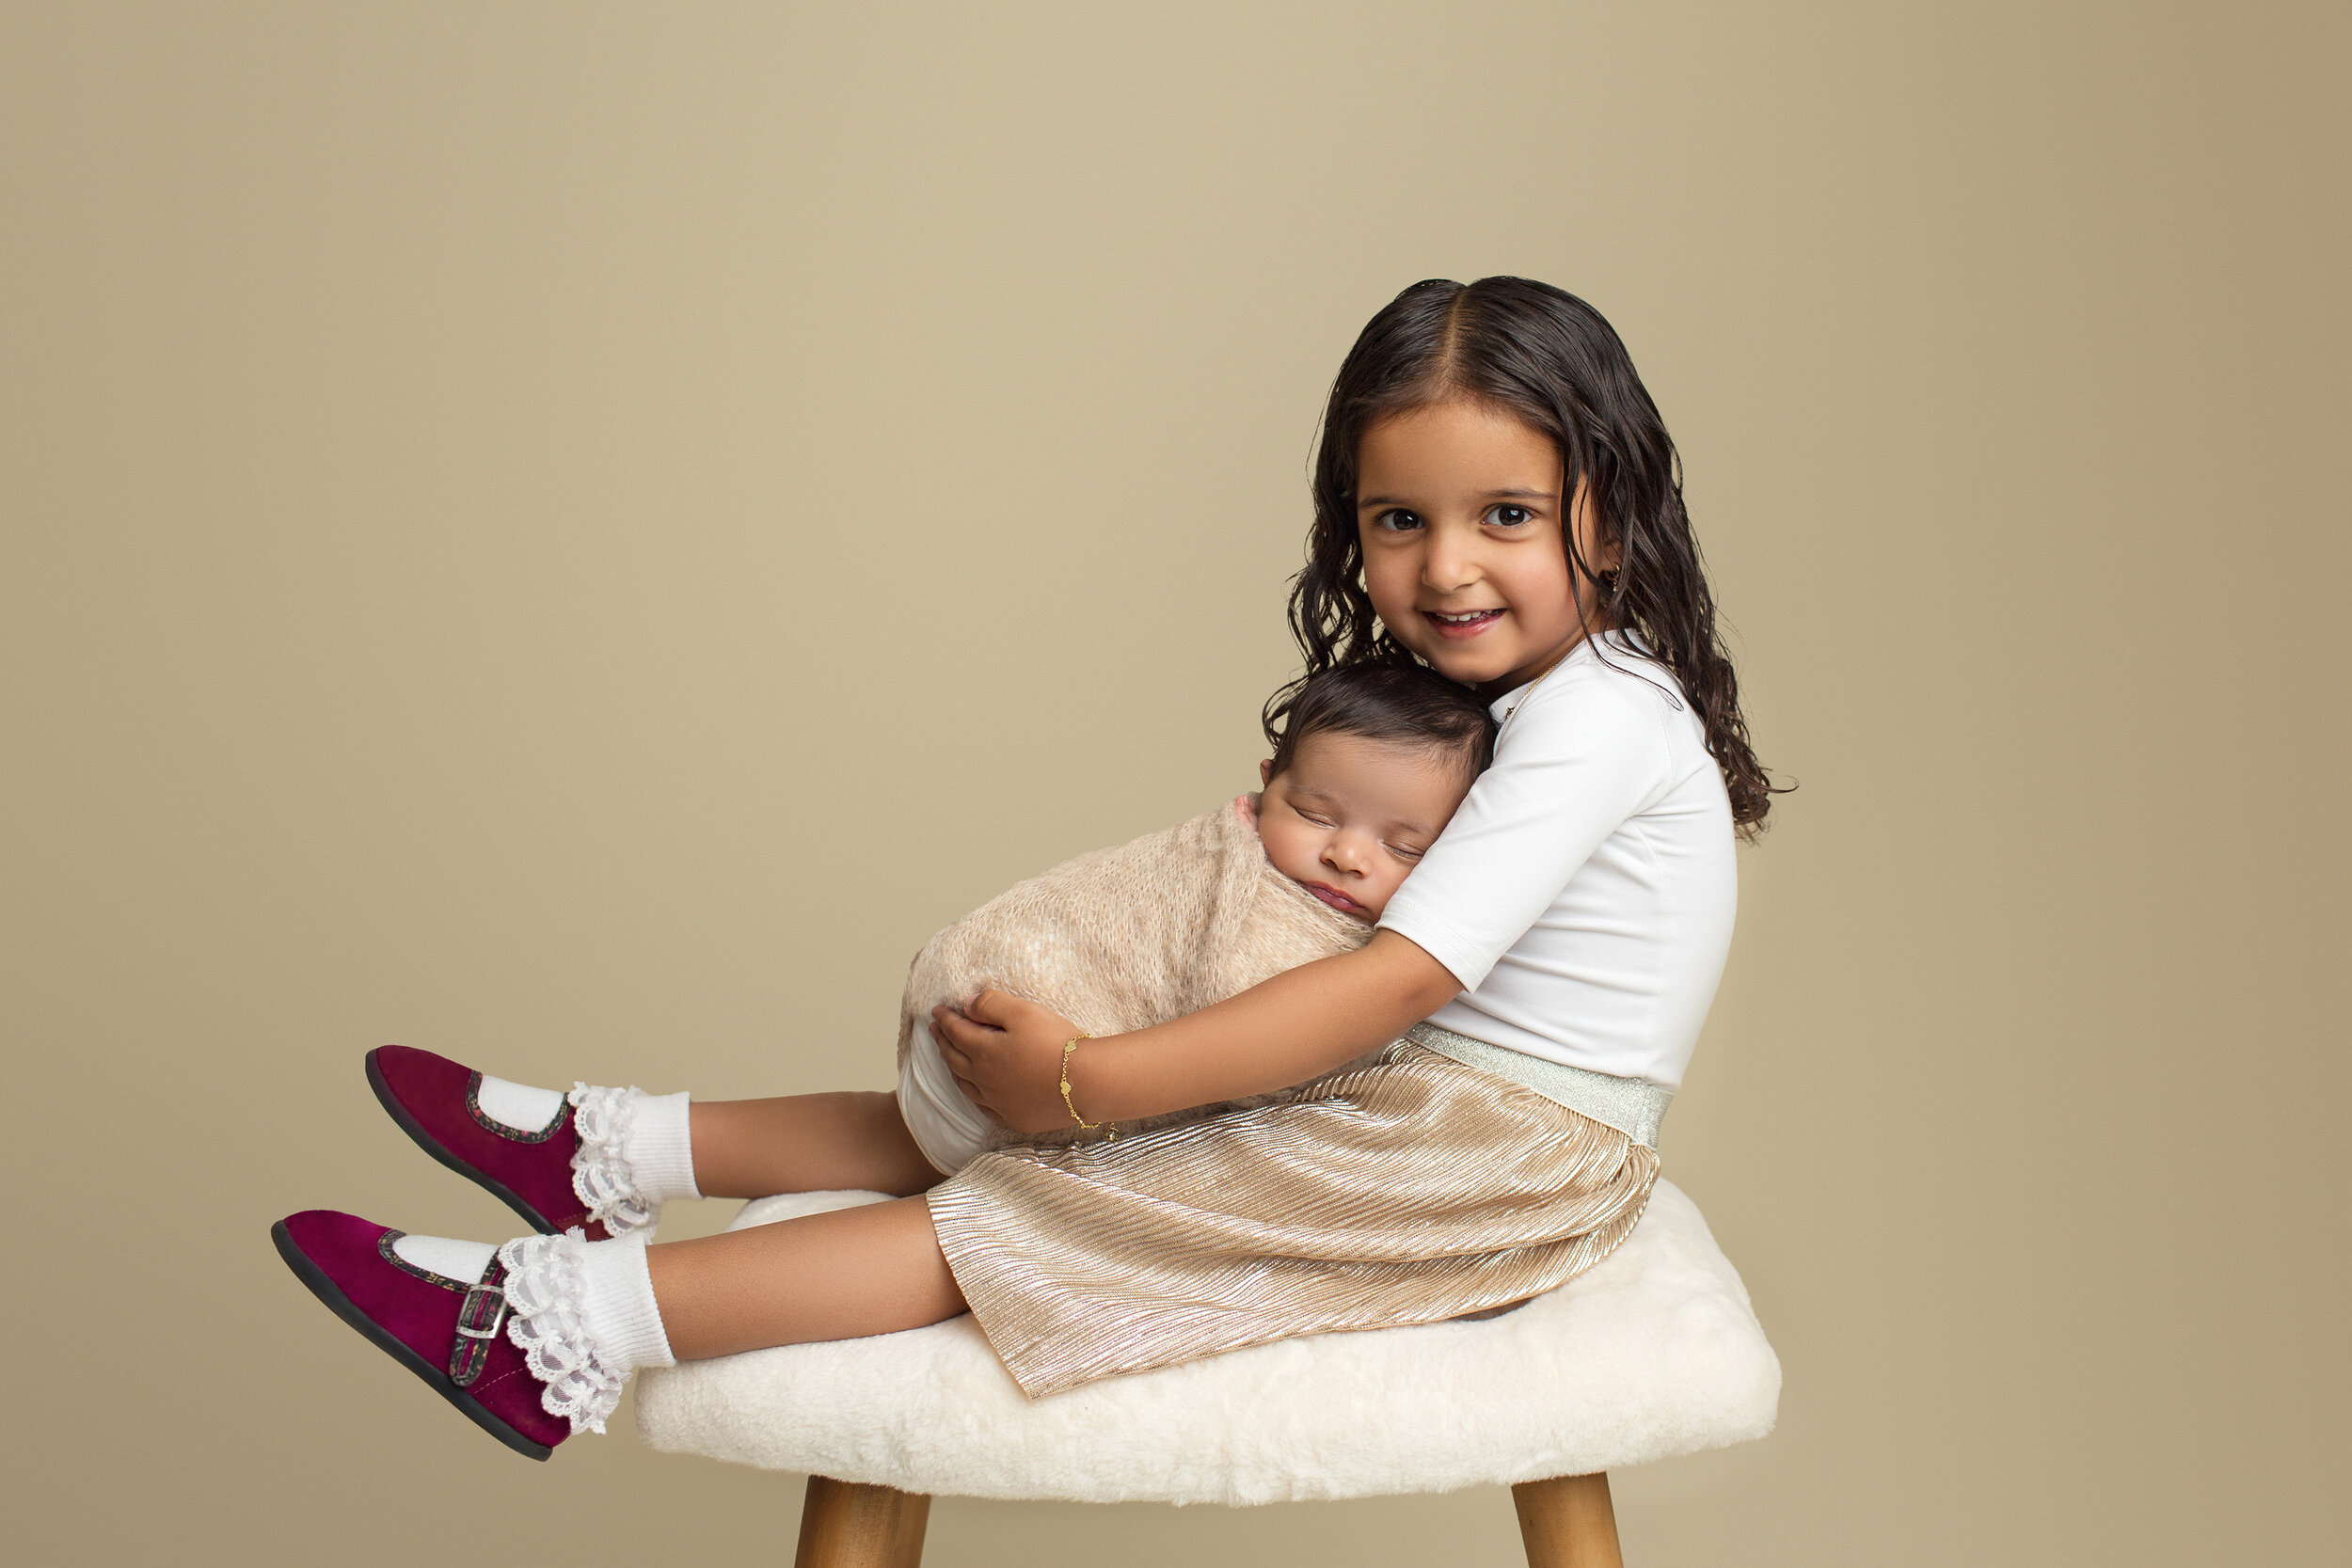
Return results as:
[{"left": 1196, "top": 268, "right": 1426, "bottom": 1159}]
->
[
  {"left": 472, "top": 1076, "right": 568, "bottom": 1135},
  {"left": 499, "top": 1229, "right": 675, "bottom": 1435},
  {"left": 565, "top": 1085, "right": 700, "bottom": 1237},
  {"left": 457, "top": 1069, "right": 700, "bottom": 1238},
  {"left": 390, "top": 1234, "right": 498, "bottom": 1281}
]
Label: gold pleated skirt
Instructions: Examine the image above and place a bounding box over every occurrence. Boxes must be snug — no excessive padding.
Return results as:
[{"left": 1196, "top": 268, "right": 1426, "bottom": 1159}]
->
[{"left": 926, "top": 1038, "right": 1661, "bottom": 1399}]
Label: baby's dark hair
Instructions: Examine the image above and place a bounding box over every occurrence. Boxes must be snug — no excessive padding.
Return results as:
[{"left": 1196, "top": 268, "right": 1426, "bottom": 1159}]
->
[{"left": 1263, "top": 660, "right": 1497, "bottom": 784}]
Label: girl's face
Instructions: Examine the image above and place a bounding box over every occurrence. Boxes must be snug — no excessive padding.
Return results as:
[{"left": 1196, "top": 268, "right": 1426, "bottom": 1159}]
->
[{"left": 1354, "top": 399, "right": 1613, "bottom": 696}]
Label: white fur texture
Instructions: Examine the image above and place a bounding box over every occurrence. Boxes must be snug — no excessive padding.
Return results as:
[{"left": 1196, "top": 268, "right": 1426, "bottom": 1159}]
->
[{"left": 633, "top": 1180, "right": 1778, "bottom": 1505}]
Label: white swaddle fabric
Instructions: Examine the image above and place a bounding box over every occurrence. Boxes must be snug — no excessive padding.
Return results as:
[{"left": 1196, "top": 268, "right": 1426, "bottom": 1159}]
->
[
  {"left": 899, "top": 1017, "right": 997, "bottom": 1173},
  {"left": 897, "top": 794, "right": 1374, "bottom": 1173}
]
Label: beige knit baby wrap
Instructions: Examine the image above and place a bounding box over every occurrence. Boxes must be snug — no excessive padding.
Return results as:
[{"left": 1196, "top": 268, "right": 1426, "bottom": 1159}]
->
[{"left": 896, "top": 794, "right": 1375, "bottom": 1173}]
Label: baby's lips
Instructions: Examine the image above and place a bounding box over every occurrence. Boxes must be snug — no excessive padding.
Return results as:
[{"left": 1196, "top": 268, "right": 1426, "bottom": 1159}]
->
[{"left": 1301, "top": 880, "right": 1370, "bottom": 916}]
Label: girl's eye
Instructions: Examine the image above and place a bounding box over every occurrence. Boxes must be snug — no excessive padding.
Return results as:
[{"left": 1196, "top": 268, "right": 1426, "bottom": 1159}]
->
[
  {"left": 1387, "top": 842, "right": 1426, "bottom": 861},
  {"left": 1485, "top": 504, "right": 1534, "bottom": 528},
  {"left": 1371, "top": 508, "right": 1424, "bottom": 532}
]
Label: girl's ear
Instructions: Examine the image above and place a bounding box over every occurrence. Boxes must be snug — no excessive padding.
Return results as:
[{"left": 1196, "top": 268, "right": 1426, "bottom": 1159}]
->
[
  {"left": 1260, "top": 758, "right": 1274, "bottom": 785},
  {"left": 1569, "top": 476, "right": 1622, "bottom": 575}
]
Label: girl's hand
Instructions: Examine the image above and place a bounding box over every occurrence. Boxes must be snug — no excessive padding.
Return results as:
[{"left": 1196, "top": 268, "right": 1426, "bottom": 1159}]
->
[{"left": 930, "top": 990, "right": 1089, "bottom": 1136}]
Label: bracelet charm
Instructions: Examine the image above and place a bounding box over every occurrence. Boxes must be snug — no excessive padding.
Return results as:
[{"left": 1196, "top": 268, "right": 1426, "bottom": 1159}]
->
[{"left": 1058, "top": 1035, "right": 1114, "bottom": 1139}]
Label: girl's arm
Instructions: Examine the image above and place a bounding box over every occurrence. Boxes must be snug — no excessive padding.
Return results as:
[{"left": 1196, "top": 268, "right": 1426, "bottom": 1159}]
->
[{"left": 930, "top": 929, "right": 1459, "bottom": 1134}]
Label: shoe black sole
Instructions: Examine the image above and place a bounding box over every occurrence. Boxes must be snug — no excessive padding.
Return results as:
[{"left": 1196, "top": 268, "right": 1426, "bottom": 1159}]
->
[
  {"left": 271, "top": 1219, "right": 554, "bottom": 1462},
  {"left": 366, "top": 1048, "right": 560, "bottom": 1236}
]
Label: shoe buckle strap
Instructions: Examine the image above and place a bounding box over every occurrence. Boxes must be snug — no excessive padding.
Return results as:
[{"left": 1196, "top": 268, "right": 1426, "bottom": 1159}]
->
[{"left": 448, "top": 1259, "right": 510, "bottom": 1387}]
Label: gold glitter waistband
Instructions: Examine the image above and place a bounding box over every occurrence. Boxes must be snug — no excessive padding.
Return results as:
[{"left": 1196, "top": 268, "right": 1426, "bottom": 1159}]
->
[{"left": 1405, "top": 1022, "right": 1672, "bottom": 1148}]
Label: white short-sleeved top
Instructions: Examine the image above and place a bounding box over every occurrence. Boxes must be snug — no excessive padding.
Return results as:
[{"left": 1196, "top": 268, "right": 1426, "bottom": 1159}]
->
[{"left": 1375, "top": 633, "right": 1738, "bottom": 1089}]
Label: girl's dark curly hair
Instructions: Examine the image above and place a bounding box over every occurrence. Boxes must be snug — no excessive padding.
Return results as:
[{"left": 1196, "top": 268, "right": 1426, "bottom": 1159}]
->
[{"left": 1263, "top": 277, "right": 1781, "bottom": 836}]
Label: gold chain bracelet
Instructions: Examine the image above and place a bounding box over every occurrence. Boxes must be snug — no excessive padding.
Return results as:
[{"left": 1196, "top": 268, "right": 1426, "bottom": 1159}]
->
[{"left": 1058, "top": 1035, "right": 1115, "bottom": 1139}]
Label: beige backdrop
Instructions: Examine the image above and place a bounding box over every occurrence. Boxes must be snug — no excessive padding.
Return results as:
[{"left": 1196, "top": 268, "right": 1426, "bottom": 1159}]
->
[{"left": 5, "top": 3, "right": 2344, "bottom": 1563}]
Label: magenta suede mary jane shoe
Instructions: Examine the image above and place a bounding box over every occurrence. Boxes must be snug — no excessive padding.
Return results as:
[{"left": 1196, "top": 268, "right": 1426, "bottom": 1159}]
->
[
  {"left": 366, "top": 1046, "right": 607, "bottom": 1240},
  {"left": 272, "top": 1209, "right": 568, "bottom": 1460}
]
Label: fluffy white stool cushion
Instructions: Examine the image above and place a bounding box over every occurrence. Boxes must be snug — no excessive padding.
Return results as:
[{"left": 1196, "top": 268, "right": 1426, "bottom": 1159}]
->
[{"left": 633, "top": 1179, "right": 1777, "bottom": 1506}]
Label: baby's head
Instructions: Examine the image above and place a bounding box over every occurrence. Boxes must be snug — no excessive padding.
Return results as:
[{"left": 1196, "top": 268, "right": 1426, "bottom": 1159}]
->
[{"left": 1254, "top": 662, "right": 1496, "bottom": 922}]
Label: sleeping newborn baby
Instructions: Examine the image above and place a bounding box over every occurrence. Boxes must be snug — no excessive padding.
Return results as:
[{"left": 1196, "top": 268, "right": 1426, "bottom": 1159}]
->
[{"left": 898, "top": 660, "right": 1497, "bottom": 1172}]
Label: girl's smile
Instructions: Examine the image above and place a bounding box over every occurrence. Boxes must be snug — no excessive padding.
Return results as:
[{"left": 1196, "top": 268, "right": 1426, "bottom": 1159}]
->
[
  {"left": 1426, "top": 607, "right": 1506, "bottom": 639},
  {"left": 1354, "top": 399, "right": 1614, "bottom": 696}
]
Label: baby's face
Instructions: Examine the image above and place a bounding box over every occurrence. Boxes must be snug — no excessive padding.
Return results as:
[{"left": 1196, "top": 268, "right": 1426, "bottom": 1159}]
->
[{"left": 1256, "top": 730, "right": 1476, "bottom": 922}]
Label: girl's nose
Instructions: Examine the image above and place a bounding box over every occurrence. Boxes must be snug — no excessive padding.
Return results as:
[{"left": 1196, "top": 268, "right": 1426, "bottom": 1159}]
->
[
  {"left": 1324, "top": 834, "right": 1370, "bottom": 875},
  {"left": 1419, "top": 520, "right": 1480, "bottom": 593}
]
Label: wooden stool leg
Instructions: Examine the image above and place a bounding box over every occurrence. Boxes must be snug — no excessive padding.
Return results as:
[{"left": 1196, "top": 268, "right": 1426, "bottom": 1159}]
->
[
  {"left": 792, "top": 1475, "right": 930, "bottom": 1568},
  {"left": 1511, "top": 1472, "right": 1624, "bottom": 1568}
]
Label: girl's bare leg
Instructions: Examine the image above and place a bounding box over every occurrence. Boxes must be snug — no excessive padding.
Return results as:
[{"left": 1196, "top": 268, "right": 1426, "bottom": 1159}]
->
[
  {"left": 689, "top": 1089, "right": 943, "bottom": 1199},
  {"left": 648, "top": 1193, "right": 965, "bottom": 1359}
]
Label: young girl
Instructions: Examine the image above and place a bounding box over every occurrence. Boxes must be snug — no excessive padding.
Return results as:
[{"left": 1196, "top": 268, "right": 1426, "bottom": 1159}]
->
[{"left": 274, "top": 276, "right": 1773, "bottom": 1460}]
